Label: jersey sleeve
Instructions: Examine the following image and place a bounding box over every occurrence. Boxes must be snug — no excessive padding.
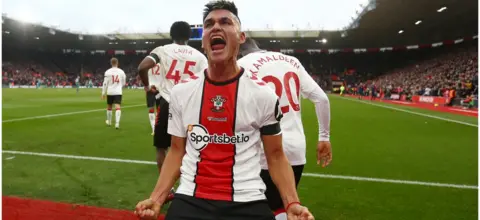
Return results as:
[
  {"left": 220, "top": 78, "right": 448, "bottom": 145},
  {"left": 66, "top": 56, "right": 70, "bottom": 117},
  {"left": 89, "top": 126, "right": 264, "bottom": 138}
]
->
[
  {"left": 259, "top": 88, "right": 283, "bottom": 136},
  {"left": 167, "top": 87, "right": 186, "bottom": 138},
  {"left": 146, "top": 46, "right": 163, "bottom": 64},
  {"left": 101, "top": 72, "right": 109, "bottom": 95},
  {"left": 298, "top": 65, "right": 331, "bottom": 141},
  {"left": 121, "top": 71, "right": 127, "bottom": 86}
]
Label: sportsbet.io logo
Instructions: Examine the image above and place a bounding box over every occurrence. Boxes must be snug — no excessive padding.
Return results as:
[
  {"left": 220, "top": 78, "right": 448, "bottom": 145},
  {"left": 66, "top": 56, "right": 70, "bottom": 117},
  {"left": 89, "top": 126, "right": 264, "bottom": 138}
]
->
[{"left": 187, "top": 124, "right": 250, "bottom": 151}]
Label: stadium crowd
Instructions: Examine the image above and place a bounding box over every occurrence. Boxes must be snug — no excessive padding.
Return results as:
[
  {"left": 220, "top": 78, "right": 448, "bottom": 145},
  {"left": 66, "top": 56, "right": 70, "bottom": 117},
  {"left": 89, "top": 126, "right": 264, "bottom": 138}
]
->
[
  {"left": 2, "top": 51, "right": 143, "bottom": 87},
  {"left": 2, "top": 42, "right": 478, "bottom": 99},
  {"left": 367, "top": 44, "right": 477, "bottom": 99}
]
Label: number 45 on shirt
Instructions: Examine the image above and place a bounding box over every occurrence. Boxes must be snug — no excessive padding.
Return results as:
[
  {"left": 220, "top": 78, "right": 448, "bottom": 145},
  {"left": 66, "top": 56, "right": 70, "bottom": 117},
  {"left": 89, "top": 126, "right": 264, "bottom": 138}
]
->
[{"left": 166, "top": 60, "right": 196, "bottom": 84}]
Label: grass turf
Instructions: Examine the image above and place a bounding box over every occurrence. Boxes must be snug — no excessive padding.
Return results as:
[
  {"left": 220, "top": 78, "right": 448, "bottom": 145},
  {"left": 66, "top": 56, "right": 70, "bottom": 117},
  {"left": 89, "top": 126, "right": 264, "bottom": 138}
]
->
[{"left": 2, "top": 88, "right": 478, "bottom": 219}]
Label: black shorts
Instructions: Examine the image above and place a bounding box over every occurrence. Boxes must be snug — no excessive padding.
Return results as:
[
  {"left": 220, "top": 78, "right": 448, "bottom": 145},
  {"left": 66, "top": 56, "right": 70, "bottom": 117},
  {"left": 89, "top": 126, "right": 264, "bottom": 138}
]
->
[
  {"left": 260, "top": 165, "right": 304, "bottom": 211},
  {"left": 146, "top": 91, "right": 160, "bottom": 108},
  {"left": 107, "top": 95, "right": 122, "bottom": 105},
  {"left": 153, "top": 96, "right": 171, "bottom": 149},
  {"left": 165, "top": 194, "right": 274, "bottom": 220}
]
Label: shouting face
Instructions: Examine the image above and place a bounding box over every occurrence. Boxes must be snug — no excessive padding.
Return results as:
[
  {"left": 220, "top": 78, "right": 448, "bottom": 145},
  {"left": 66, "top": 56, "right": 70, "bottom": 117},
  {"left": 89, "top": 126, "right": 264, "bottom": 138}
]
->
[{"left": 202, "top": 9, "right": 245, "bottom": 64}]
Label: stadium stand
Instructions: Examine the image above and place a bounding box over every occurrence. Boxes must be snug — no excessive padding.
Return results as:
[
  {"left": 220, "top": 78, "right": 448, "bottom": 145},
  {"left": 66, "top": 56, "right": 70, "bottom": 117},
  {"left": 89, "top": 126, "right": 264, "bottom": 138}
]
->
[
  {"left": 2, "top": 0, "right": 477, "bottom": 104},
  {"left": 369, "top": 42, "right": 477, "bottom": 98}
]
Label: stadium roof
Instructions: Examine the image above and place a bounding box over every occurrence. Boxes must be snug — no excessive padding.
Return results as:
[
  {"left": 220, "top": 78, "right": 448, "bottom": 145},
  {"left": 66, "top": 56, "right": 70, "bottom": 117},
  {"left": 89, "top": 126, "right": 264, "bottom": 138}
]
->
[
  {"left": 2, "top": 0, "right": 371, "bottom": 34},
  {"left": 112, "top": 30, "right": 328, "bottom": 40},
  {"left": 2, "top": 0, "right": 477, "bottom": 50}
]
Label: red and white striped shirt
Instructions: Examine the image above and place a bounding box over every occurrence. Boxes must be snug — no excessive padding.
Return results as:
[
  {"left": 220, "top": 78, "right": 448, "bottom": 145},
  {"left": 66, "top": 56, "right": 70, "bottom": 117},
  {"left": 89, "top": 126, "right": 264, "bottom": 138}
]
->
[{"left": 168, "top": 68, "right": 282, "bottom": 202}]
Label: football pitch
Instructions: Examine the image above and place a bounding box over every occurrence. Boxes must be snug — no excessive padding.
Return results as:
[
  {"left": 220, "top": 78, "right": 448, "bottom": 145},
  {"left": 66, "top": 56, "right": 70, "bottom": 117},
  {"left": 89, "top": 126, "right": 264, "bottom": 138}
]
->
[{"left": 2, "top": 88, "right": 478, "bottom": 220}]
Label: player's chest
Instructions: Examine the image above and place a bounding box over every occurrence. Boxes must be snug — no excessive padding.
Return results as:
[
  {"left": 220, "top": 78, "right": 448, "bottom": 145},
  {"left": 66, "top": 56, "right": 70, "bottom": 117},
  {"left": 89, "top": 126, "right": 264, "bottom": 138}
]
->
[{"left": 181, "top": 86, "right": 259, "bottom": 132}]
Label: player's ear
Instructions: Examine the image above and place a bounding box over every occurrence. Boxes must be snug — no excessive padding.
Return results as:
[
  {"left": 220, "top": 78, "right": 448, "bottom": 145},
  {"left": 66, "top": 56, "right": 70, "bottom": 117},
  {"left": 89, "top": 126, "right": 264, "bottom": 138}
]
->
[{"left": 239, "top": 32, "right": 246, "bottom": 44}]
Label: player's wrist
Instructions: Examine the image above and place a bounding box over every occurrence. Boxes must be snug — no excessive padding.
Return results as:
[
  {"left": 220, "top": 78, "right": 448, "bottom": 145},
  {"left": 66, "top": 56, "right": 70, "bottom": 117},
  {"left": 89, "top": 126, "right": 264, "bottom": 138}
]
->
[
  {"left": 286, "top": 201, "right": 301, "bottom": 212},
  {"left": 148, "top": 196, "right": 164, "bottom": 206},
  {"left": 149, "top": 188, "right": 171, "bottom": 204},
  {"left": 319, "top": 137, "right": 330, "bottom": 142}
]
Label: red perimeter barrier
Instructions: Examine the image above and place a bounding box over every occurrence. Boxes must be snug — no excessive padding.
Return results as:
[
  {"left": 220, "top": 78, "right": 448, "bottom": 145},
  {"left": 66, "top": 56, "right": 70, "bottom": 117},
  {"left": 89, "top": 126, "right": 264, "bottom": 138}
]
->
[
  {"left": 3, "top": 196, "right": 165, "bottom": 220},
  {"left": 411, "top": 95, "right": 448, "bottom": 105}
]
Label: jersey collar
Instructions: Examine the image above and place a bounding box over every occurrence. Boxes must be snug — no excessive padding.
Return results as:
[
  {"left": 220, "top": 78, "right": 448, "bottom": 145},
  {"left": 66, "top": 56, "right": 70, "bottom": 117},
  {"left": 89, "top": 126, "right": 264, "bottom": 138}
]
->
[{"left": 204, "top": 67, "right": 244, "bottom": 86}]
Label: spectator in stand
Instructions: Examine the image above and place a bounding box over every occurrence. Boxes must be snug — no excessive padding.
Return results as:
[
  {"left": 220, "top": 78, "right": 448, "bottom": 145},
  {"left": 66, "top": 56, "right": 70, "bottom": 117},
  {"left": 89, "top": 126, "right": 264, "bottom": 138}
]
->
[
  {"left": 446, "top": 86, "right": 457, "bottom": 106},
  {"left": 461, "top": 93, "right": 475, "bottom": 109}
]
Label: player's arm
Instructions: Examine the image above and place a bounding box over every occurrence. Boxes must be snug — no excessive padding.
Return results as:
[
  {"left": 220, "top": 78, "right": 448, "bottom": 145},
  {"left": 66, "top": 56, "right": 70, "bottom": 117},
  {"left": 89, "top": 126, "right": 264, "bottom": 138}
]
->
[
  {"left": 121, "top": 72, "right": 127, "bottom": 87},
  {"left": 101, "top": 73, "right": 109, "bottom": 96},
  {"left": 148, "top": 137, "right": 184, "bottom": 204},
  {"left": 137, "top": 47, "right": 161, "bottom": 88},
  {"left": 260, "top": 93, "right": 300, "bottom": 209},
  {"left": 148, "top": 89, "right": 184, "bottom": 205},
  {"left": 299, "top": 66, "right": 332, "bottom": 167},
  {"left": 300, "top": 68, "right": 330, "bottom": 142}
]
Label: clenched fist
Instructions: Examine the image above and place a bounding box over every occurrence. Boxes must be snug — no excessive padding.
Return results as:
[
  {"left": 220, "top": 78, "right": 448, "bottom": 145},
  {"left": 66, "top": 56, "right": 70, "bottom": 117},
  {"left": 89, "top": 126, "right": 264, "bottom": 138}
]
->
[
  {"left": 287, "top": 203, "right": 315, "bottom": 220},
  {"left": 134, "top": 198, "right": 162, "bottom": 220}
]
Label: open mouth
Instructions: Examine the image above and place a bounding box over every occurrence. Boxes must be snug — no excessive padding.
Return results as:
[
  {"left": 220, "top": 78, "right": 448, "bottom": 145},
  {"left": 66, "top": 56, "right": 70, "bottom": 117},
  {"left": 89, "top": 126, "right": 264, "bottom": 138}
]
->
[{"left": 211, "top": 36, "right": 226, "bottom": 51}]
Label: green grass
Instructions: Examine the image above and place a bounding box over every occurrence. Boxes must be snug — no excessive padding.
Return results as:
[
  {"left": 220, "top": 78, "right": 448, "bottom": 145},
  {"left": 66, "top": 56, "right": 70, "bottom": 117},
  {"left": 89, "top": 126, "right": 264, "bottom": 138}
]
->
[
  {"left": 339, "top": 97, "right": 478, "bottom": 125},
  {"left": 2, "top": 88, "right": 478, "bottom": 219}
]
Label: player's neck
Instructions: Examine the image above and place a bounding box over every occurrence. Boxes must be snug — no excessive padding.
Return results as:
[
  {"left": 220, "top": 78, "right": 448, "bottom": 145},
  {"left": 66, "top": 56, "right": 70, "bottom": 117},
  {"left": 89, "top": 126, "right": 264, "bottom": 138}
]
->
[
  {"left": 207, "top": 58, "right": 240, "bottom": 83},
  {"left": 173, "top": 40, "right": 187, "bottom": 45}
]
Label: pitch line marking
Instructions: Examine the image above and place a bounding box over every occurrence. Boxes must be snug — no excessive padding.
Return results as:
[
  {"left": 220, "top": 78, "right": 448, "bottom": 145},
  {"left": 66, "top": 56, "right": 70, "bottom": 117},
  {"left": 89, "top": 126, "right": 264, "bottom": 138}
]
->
[
  {"left": 3, "top": 150, "right": 477, "bottom": 190},
  {"left": 3, "top": 104, "right": 144, "bottom": 123},
  {"left": 335, "top": 96, "right": 477, "bottom": 127}
]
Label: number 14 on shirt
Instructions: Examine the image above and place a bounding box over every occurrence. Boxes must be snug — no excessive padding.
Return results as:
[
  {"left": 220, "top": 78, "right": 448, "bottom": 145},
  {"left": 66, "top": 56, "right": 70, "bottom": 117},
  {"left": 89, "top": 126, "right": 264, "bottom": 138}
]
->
[{"left": 112, "top": 75, "right": 120, "bottom": 83}]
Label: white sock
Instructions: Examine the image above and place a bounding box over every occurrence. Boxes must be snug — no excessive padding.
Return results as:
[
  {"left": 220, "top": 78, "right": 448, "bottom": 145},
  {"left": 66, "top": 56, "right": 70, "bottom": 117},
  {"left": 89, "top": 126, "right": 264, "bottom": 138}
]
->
[
  {"left": 149, "top": 113, "right": 156, "bottom": 132},
  {"left": 107, "top": 110, "right": 112, "bottom": 123},
  {"left": 115, "top": 109, "right": 121, "bottom": 127},
  {"left": 275, "top": 212, "right": 287, "bottom": 220}
]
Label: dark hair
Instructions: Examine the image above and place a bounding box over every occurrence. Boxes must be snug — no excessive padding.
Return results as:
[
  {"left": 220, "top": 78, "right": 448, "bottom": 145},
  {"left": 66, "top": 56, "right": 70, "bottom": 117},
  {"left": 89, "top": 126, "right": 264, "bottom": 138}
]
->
[
  {"left": 203, "top": 0, "right": 240, "bottom": 23},
  {"left": 241, "top": 38, "right": 259, "bottom": 49},
  {"left": 170, "top": 21, "right": 191, "bottom": 41},
  {"left": 238, "top": 37, "right": 262, "bottom": 58}
]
